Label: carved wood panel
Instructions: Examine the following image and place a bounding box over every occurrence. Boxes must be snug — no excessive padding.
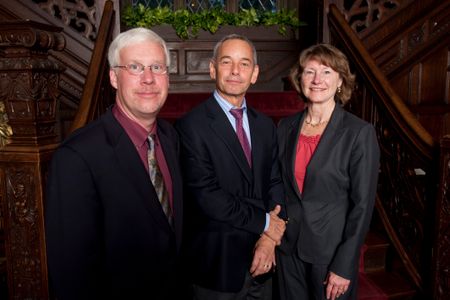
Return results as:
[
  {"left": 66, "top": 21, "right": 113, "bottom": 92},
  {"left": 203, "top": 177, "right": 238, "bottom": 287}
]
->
[
  {"left": 434, "top": 136, "right": 450, "bottom": 300},
  {"left": 0, "top": 0, "right": 112, "bottom": 142},
  {"left": 0, "top": 20, "right": 64, "bottom": 299},
  {"left": 326, "top": 1, "right": 450, "bottom": 141},
  {"left": 35, "top": 0, "right": 98, "bottom": 40},
  {"left": 1, "top": 162, "right": 49, "bottom": 299},
  {"left": 322, "top": 0, "right": 414, "bottom": 42},
  {"left": 369, "top": 3, "right": 450, "bottom": 77}
]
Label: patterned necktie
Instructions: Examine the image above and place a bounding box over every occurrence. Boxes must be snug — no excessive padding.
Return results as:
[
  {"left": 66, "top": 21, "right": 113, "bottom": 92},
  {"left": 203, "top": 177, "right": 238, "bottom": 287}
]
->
[
  {"left": 230, "top": 108, "right": 252, "bottom": 167},
  {"left": 147, "top": 134, "right": 172, "bottom": 225}
]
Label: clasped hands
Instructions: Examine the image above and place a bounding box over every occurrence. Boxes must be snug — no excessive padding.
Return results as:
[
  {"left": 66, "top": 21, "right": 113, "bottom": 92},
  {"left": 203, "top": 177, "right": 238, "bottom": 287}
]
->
[{"left": 250, "top": 205, "right": 286, "bottom": 277}]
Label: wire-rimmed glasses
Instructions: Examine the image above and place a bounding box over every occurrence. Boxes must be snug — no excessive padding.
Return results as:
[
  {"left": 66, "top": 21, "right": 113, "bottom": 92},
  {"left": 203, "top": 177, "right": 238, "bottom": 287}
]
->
[{"left": 113, "top": 62, "right": 168, "bottom": 75}]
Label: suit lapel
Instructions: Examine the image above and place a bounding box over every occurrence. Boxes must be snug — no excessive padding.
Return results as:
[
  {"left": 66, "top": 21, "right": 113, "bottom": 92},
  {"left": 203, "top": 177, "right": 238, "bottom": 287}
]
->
[
  {"left": 305, "top": 104, "right": 344, "bottom": 178},
  {"left": 247, "top": 107, "right": 262, "bottom": 192},
  {"left": 102, "top": 111, "right": 172, "bottom": 233},
  {"left": 206, "top": 98, "right": 253, "bottom": 183},
  {"left": 157, "top": 122, "right": 182, "bottom": 243},
  {"left": 285, "top": 113, "right": 303, "bottom": 200}
]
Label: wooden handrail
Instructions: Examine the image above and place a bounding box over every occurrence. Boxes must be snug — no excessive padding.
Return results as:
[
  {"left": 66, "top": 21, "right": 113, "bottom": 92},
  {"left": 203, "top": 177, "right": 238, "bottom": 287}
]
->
[
  {"left": 69, "top": 0, "right": 115, "bottom": 133},
  {"left": 328, "top": 4, "right": 435, "bottom": 159},
  {"left": 328, "top": 3, "right": 439, "bottom": 292}
]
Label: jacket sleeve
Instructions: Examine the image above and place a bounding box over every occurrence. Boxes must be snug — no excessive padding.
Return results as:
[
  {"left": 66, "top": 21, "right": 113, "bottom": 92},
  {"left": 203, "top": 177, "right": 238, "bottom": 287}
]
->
[
  {"left": 267, "top": 121, "right": 287, "bottom": 220},
  {"left": 45, "top": 145, "right": 105, "bottom": 299},
  {"left": 329, "top": 123, "right": 380, "bottom": 279}
]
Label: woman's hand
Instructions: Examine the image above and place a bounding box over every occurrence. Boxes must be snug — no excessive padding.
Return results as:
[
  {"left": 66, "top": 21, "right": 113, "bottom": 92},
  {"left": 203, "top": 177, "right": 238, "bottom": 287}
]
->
[
  {"left": 324, "top": 271, "right": 350, "bottom": 300},
  {"left": 250, "top": 234, "right": 276, "bottom": 277}
]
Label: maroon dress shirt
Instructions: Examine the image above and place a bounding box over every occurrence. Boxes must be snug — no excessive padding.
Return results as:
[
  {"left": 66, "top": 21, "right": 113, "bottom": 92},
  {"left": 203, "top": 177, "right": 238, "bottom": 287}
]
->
[{"left": 112, "top": 105, "right": 174, "bottom": 211}]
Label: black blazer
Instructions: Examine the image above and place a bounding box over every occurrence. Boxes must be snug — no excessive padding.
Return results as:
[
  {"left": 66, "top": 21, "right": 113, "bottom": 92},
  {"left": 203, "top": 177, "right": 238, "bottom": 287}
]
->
[
  {"left": 45, "top": 109, "right": 183, "bottom": 299},
  {"left": 175, "top": 97, "right": 285, "bottom": 292},
  {"left": 277, "top": 104, "right": 379, "bottom": 279}
]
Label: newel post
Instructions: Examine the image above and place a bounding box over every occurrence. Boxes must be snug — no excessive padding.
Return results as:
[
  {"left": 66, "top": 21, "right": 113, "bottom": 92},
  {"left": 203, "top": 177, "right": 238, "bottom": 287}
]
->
[
  {"left": 433, "top": 135, "right": 450, "bottom": 299},
  {"left": 0, "top": 20, "right": 65, "bottom": 299},
  {"left": 432, "top": 135, "right": 450, "bottom": 300}
]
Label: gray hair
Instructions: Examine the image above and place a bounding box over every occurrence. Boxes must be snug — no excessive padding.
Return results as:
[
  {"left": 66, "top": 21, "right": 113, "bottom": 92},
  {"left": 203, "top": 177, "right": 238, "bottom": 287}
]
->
[
  {"left": 108, "top": 27, "right": 170, "bottom": 68},
  {"left": 212, "top": 34, "right": 258, "bottom": 65}
]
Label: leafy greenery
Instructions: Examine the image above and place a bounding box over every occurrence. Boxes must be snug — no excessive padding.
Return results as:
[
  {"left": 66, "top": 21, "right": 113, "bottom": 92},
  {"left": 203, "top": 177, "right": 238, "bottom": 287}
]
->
[{"left": 122, "top": 5, "right": 305, "bottom": 40}]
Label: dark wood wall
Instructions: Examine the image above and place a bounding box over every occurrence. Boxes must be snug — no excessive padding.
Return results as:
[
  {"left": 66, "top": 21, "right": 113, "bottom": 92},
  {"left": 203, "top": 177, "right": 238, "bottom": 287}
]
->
[
  {"left": 151, "top": 25, "right": 303, "bottom": 92},
  {"left": 362, "top": 0, "right": 450, "bottom": 140},
  {"left": 322, "top": 0, "right": 450, "bottom": 141}
]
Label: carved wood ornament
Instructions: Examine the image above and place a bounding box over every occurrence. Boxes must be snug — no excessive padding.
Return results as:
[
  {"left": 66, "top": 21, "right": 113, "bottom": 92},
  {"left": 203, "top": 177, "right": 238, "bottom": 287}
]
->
[
  {"left": 0, "top": 20, "right": 65, "bottom": 299},
  {"left": 0, "top": 101, "right": 12, "bottom": 148},
  {"left": 37, "top": 0, "right": 98, "bottom": 40},
  {"left": 434, "top": 138, "right": 450, "bottom": 300}
]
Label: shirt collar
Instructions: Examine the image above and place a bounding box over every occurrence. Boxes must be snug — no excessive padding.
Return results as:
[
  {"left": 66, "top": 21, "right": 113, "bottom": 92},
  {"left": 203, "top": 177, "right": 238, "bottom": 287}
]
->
[
  {"left": 112, "top": 105, "right": 157, "bottom": 148},
  {"left": 213, "top": 90, "right": 248, "bottom": 111}
]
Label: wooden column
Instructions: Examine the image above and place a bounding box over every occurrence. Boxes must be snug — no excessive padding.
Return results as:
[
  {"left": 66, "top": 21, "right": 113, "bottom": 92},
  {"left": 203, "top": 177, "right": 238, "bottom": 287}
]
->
[
  {"left": 433, "top": 135, "right": 450, "bottom": 300},
  {"left": 0, "top": 20, "right": 64, "bottom": 299}
]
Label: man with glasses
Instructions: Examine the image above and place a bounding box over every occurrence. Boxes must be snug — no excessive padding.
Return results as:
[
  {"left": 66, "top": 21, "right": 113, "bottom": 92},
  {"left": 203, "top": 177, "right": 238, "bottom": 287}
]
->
[{"left": 45, "top": 28, "right": 183, "bottom": 299}]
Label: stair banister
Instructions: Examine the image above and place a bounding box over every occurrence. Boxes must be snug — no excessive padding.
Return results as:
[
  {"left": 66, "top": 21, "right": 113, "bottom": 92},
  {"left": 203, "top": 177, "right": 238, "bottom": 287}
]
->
[
  {"left": 69, "top": 0, "right": 115, "bottom": 133},
  {"left": 327, "top": 3, "right": 439, "bottom": 293}
]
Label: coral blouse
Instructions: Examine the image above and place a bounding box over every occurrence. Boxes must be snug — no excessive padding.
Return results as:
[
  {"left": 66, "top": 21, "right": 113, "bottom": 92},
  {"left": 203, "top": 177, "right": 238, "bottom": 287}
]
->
[{"left": 294, "top": 134, "right": 321, "bottom": 194}]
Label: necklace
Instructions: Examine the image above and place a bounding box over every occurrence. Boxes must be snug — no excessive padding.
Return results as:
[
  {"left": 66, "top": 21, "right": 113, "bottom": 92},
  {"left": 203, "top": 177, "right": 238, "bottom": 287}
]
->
[{"left": 304, "top": 118, "right": 329, "bottom": 127}]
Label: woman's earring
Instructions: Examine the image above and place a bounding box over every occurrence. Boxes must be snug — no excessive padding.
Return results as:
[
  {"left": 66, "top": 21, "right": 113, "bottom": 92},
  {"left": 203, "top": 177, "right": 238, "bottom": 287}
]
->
[{"left": 337, "top": 86, "right": 342, "bottom": 94}]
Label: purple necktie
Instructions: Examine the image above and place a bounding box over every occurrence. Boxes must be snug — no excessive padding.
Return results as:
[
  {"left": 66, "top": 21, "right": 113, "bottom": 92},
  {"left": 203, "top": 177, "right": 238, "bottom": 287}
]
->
[{"left": 230, "top": 108, "right": 252, "bottom": 167}]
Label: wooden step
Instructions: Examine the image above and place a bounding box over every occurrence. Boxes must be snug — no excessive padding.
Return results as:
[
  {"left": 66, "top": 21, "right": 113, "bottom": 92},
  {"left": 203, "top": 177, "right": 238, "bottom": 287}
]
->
[
  {"left": 363, "top": 232, "right": 390, "bottom": 272},
  {"left": 364, "top": 271, "right": 417, "bottom": 300}
]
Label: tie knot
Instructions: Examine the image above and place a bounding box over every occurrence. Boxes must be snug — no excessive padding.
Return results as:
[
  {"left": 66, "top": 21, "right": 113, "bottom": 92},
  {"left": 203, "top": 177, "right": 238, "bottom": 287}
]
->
[
  {"left": 230, "top": 108, "right": 244, "bottom": 120},
  {"left": 148, "top": 134, "right": 156, "bottom": 148}
]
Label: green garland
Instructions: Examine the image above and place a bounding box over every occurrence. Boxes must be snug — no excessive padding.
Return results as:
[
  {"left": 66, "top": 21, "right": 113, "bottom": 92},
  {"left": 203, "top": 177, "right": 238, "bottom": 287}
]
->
[{"left": 122, "top": 5, "right": 305, "bottom": 40}]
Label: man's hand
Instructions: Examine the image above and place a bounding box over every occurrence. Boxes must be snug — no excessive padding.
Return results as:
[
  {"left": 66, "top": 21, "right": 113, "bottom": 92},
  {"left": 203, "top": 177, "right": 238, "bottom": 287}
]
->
[
  {"left": 250, "top": 234, "right": 276, "bottom": 277},
  {"left": 264, "top": 205, "right": 286, "bottom": 245},
  {"left": 324, "top": 271, "right": 350, "bottom": 300}
]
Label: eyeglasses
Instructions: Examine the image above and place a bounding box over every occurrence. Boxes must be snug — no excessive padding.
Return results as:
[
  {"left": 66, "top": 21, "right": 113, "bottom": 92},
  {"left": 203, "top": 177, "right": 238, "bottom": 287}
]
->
[{"left": 113, "top": 62, "right": 168, "bottom": 75}]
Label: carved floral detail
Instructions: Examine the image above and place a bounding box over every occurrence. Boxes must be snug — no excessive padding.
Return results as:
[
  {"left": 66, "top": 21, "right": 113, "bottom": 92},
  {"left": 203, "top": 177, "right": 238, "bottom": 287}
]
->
[
  {"left": 36, "top": 0, "right": 98, "bottom": 40},
  {"left": 407, "top": 24, "right": 425, "bottom": 54},
  {"left": 341, "top": 0, "right": 408, "bottom": 32},
  {"left": 0, "top": 27, "right": 64, "bottom": 51},
  {"left": 436, "top": 149, "right": 450, "bottom": 299},
  {"left": 0, "top": 57, "right": 61, "bottom": 144},
  {"left": 0, "top": 71, "right": 58, "bottom": 120},
  {"left": 0, "top": 21, "right": 63, "bottom": 298},
  {"left": 0, "top": 31, "right": 35, "bottom": 47},
  {"left": 4, "top": 165, "right": 44, "bottom": 297}
]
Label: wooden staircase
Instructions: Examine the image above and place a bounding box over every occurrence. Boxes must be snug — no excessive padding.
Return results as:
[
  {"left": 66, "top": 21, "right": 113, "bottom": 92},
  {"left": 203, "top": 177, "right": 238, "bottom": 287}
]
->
[
  {"left": 359, "top": 232, "right": 417, "bottom": 300},
  {"left": 0, "top": 1, "right": 449, "bottom": 299},
  {"left": 325, "top": 1, "right": 449, "bottom": 299}
]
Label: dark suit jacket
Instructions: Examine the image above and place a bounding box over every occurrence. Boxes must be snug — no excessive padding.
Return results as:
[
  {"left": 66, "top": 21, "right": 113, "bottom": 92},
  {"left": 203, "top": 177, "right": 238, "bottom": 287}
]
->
[
  {"left": 45, "top": 108, "right": 183, "bottom": 299},
  {"left": 277, "top": 104, "right": 379, "bottom": 279},
  {"left": 175, "top": 96, "right": 285, "bottom": 292}
]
